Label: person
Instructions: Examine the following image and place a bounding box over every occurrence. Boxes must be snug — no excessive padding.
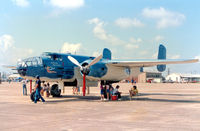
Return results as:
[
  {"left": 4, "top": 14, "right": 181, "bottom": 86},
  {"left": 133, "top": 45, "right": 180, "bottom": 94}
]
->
[
  {"left": 100, "top": 82, "right": 104, "bottom": 101},
  {"left": 109, "top": 84, "right": 114, "bottom": 97},
  {"left": 40, "top": 81, "right": 45, "bottom": 96},
  {"left": 21, "top": 79, "right": 27, "bottom": 95},
  {"left": 106, "top": 85, "right": 110, "bottom": 100},
  {"left": 77, "top": 86, "right": 80, "bottom": 95},
  {"left": 47, "top": 83, "right": 50, "bottom": 89},
  {"left": 46, "top": 83, "right": 50, "bottom": 96},
  {"left": 72, "top": 86, "right": 76, "bottom": 95},
  {"left": 34, "top": 75, "right": 45, "bottom": 103},
  {"left": 109, "top": 86, "right": 114, "bottom": 99},
  {"left": 8, "top": 79, "right": 11, "bottom": 84},
  {"left": 103, "top": 85, "right": 107, "bottom": 99},
  {"left": 129, "top": 85, "right": 138, "bottom": 99},
  {"left": 113, "top": 85, "right": 122, "bottom": 100},
  {"left": 131, "top": 78, "right": 134, "bottom": 85}
]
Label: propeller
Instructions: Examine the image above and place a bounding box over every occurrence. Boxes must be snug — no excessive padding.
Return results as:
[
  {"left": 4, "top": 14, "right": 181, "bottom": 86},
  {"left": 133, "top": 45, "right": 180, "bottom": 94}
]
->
[
  {"left": 68, "top": 55, "right": 103, "bottom": 96},
  {"left": 68, "top": 56, "right": 83, "bottom": 70}
]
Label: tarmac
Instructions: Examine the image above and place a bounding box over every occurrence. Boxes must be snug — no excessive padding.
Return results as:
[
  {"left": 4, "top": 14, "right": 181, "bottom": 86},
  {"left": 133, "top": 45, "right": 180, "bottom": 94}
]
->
[{"left": 0, "top": 82, "right": 200, "bottom": 131}]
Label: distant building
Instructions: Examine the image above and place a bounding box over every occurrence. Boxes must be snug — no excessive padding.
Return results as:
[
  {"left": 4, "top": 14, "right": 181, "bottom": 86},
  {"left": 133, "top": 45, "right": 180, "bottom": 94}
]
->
[
  {"left": 126, "top": 72, "right": 163, "bottom": 83},
  {"left": 166, "top": 73, "right": 200, "bottom": 83}
]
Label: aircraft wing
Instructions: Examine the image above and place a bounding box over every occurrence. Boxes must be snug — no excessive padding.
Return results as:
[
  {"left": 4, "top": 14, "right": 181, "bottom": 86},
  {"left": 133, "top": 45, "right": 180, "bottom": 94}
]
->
[
  {"left": 106, "top": 59, "right": 199, "bottom": 67},
  {"left": 2, "top": 65, "right": 17, "bottom": 69}
]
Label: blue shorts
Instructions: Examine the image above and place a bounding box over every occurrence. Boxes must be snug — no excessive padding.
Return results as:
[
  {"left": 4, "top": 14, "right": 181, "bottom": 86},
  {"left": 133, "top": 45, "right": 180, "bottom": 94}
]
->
[
  {"left": 100, "top": 90, "right": 104, "bottom": 95},
  {"left": 106, "top": 89, "right": 110, "bottom": 93}
]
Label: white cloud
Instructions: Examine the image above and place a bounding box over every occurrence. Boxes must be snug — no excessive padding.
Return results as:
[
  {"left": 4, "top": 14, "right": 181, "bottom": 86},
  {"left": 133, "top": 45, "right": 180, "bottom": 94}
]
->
[
  {"left": 12, "top": 0, "right": 29, "bottom": 7},
  {"left": 88, "top": 18, "right": 140, "bottom": 49},
  {"left": 195, "top": 55, "right": 200, "bottom": 59},
  {"left": 152, "top": 52, "right": 158, "bottom": 59},
  {"left": 195, "top": 55, "right": 200, "bottom": 63},
  {"left": 0, "top": 35, "right": 14, "bottom": 52},
  {"left": 140, "top": 51, "right": 148, "bottom": 56},
  {"left": 169, "top": 55, "right": 180, "bottom": 59},
  {"left": 61, "top": 42, "right": 82, "bottom": 54},
  {"left": 47, "top": 0, "right": 84, "bottom": 9},
  {"left": 92, "top": 51, "right": 101, "bottom": 57},
  {"left": 130, "top": 37, "right": 142, "bottom": 43},
  {"left": 115, "top": 18, "right": 144, "bottom": 28},
  {"left": 142, "top": 7, "right": 185, "bottom": 29},
  {"left": 125, "top": 44, "right": 139, "bottom": 50},
  {"left": 155, "top": 35, "right": 164, "bottom": 42},
  {"left": 0, "top": 34, "right": 33, "bottom": 65}
]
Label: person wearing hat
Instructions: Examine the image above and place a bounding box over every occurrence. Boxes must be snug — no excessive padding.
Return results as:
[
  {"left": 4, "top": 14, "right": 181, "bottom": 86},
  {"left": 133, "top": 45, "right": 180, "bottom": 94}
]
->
[{"left": 34, "top": 75, "right": 45, "bottom": 103}]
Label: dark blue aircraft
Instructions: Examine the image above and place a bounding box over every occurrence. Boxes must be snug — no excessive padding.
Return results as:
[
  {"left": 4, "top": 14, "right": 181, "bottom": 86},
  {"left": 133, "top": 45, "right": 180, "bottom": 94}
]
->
[{"left": 14, "top": 44, "right": 198, "bottom": 97}]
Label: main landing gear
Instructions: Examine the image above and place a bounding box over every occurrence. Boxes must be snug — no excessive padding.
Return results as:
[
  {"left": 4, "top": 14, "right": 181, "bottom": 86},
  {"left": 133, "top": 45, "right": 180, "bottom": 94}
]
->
[{"left": 50, "top": 84, "right": 61, "bottom": 97}]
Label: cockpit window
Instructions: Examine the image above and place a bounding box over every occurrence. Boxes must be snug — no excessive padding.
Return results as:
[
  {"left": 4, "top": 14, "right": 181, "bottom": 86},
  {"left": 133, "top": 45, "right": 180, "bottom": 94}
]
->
[
  {"left": 37, "top": 57, "right": 43, "bottom": 65},
  {"left": 18, "top": 57, "right": 43, "bottom": 67},
  {"left": 42, "top": 52, "right": 62, "bottom": 61},
  {"left": 51, "top": 55, "right": 62, "bottom": 61},
  {"left": 26, "top": 61, "right": 32, "bottom": 66},
  {"left": 22, "top": 62, "right": 27, "bottom": 67}
]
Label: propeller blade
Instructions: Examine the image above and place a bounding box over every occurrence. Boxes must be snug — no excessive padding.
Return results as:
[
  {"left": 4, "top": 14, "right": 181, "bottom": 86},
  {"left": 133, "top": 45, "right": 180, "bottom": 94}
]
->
[
  {"left": 87, "top": 55, "right": 103, "bottom": 67},
  {"left": 68, "top": 56, "right": 82, "bottom": 69}
]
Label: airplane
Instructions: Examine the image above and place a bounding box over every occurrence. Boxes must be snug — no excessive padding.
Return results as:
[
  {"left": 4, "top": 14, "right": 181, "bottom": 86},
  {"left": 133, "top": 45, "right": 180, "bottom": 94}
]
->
[{"left": 7, "top": 44, "right": 198, "bottom": 99}]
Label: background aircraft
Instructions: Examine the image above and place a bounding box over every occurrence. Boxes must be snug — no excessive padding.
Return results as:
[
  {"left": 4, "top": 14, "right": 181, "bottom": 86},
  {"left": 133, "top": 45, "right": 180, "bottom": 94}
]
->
[{"left": 12, "top": 44, "right": 198, "bottom": 97}]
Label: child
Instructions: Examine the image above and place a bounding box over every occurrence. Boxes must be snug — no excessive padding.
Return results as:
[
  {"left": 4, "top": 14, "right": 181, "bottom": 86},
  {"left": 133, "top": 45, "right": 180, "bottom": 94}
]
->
[
  {"left": 132, "top": 86, "right": 138, "bottom": 95},
  {"left": 129, "top": 86, "right": 138, "bottom": 99}
]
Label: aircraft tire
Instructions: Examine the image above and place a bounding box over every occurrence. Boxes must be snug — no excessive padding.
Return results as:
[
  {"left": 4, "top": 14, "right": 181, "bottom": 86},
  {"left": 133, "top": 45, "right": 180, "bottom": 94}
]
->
[
  {"left": 50, "top": 84, "right": 61, "bottom": 97},
  {"left": 30, "top": 91, "right": 40, "bottom": 101}
]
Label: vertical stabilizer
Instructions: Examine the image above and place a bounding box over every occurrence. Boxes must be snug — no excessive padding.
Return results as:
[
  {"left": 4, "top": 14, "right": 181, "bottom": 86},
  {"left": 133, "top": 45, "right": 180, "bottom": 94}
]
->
[
  {"left": 157, "top": 44, "right": 166, "bottom": 72},
  {"left": 103, "top": 48, "right": 112, "bottom": 60}
]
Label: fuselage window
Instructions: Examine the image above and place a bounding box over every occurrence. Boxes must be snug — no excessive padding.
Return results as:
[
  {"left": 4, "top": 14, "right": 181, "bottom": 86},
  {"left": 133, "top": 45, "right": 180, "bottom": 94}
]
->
[
  {"left": 51, "top": 55, "right": 62, "bottom": 61},
  {"left": 32, "top": 61, "right": 37, "bottom": 66}
]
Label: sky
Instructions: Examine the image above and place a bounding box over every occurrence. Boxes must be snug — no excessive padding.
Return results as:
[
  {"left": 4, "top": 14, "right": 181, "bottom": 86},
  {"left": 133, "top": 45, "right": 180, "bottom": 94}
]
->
[{"left": 0, "top": 0, "right": 200, "bottom": 74}]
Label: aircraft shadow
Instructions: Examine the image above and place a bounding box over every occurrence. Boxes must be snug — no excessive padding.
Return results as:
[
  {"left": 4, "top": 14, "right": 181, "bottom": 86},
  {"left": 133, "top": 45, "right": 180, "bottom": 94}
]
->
[
  {"left": 46, "top": 95, "right": 100, "bottom": 103},
  {"left": 45, "top": 93, "right": 200, "bottom": 104},
  {"left": 139, "top": 93, "right": 200, "bottom": 97},
  {"left": 122, "top": 94, "right": 200, "bottom": 103},
  {"left": 125, "top": 97, "right": 200, "bottom": 103}
]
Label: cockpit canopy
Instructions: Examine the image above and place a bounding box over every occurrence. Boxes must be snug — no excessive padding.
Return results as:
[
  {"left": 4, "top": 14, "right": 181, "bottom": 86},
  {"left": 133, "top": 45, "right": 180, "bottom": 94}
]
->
[{"left": 17, "top": 57, "right": 43, "bottom": 68}]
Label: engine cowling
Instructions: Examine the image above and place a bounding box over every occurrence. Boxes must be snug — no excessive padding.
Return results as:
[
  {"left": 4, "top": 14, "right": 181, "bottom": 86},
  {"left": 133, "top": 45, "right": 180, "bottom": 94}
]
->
[{"left": 80, "top": 61, "right": 107, "bottom": 78}]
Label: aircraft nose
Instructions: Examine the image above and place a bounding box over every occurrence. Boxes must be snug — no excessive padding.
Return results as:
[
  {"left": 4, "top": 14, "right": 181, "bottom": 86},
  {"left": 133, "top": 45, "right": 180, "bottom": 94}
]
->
[
  {"left": 17, "top": 67, "right": 27, "bottom": 76},
  {"left": 17, "top": 61, "right": 27, "bottom": 76}
]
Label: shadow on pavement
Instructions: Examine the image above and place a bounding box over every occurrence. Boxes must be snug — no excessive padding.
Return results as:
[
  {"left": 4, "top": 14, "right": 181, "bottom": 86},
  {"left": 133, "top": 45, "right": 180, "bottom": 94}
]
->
[{"left": 45, "top": 93, "right": 200, "bottom": 104}]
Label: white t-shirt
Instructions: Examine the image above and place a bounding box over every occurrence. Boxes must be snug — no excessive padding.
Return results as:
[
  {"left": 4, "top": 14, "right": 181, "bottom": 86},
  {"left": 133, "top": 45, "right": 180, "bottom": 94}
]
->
[
  {"left": 22, "top": 80, "right": 27, "bottom": 85},
  {"left": 113, "top": 88, "right": 118, "bottom": 94}
]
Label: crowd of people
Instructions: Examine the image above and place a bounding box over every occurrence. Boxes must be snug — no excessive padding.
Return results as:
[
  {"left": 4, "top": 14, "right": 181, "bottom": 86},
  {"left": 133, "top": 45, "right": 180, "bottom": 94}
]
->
[
  {"left": 100, "top": 81, "right": 139, "bottom": 101},
  {"left": 100, "top": 82, "right": 122, "bottom": 101}
]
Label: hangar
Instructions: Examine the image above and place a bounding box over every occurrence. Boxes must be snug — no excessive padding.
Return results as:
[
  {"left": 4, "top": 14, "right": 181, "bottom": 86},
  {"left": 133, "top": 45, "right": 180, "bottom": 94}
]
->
[
  {"left": 166, "top": 73, "right": 200, "bottom": 83},
  {"left": 126, "top": 72, "right": 164, "bottom": 83}
]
